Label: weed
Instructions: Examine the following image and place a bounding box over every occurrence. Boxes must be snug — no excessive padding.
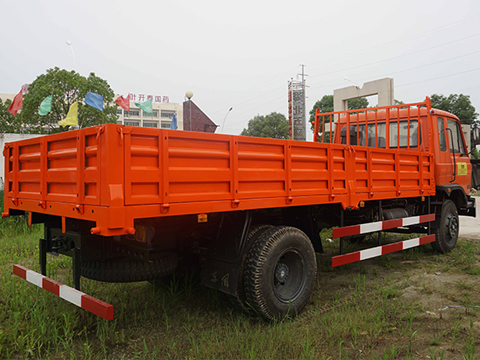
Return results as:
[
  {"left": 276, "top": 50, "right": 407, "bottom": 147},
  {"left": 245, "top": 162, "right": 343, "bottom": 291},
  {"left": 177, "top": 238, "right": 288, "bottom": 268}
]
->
[
  {"left": 461, "top": 320, "right": 476, "bottom": 360},
  {"left": 428, "top": 347, "right": 445, "bottom": 360}
]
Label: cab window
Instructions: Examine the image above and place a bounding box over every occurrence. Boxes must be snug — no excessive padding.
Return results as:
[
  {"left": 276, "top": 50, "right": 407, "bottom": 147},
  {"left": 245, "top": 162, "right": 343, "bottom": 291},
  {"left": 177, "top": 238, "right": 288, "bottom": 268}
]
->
[
  {"left": 437, "top": 118, "right": 446, "bottom": 151},
  {"left": 447, "top": 119, "right": 466, "bottom": 154},
  {"left": 389, "top": 120, "right": 419, "bottom": 148},
  {"left": 340, "top": 123, "right": 386, "bottom": 148}
]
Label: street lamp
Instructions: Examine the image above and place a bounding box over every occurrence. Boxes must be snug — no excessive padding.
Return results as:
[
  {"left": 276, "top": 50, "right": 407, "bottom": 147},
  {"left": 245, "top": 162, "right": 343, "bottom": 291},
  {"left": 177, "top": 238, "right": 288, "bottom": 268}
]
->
[
  {"left": 185, "top": 91, "right": 193, "bottom": 131},
  {"left": 221, "top": 107, "right": 233, "bottom": 134},
  {"left": 66, "top": 40, "right": 77, "bottom": 71}
]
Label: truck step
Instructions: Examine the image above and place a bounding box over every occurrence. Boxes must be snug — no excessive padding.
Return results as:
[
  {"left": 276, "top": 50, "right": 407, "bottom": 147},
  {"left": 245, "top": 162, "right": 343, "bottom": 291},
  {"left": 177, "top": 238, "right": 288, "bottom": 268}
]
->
[
  {"left": 331, "top": 234, "right": 435, "bottom": 267},
  {"left": 13, "top": 264, "right": 114, "bottom": 320}
]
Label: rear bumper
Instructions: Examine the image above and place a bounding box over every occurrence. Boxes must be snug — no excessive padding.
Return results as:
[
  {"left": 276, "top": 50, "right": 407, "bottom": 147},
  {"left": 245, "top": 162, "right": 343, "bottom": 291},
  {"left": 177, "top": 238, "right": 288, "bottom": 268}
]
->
[{"left": 13, "top": 264, "right": 114, "bottom": 320}]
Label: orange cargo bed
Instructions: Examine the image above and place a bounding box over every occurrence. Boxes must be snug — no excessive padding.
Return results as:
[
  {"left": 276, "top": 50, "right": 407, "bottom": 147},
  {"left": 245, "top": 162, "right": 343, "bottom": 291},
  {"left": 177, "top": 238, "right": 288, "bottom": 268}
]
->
[{"left": 3, "top": 124, "right": 435, "bottom": 236}]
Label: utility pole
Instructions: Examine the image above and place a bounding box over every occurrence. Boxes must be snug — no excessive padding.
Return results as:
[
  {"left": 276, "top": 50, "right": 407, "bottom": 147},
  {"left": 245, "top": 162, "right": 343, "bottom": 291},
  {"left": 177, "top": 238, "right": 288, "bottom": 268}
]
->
[{"left": 298, "top": 64, "right": 308, "bottom": 83}]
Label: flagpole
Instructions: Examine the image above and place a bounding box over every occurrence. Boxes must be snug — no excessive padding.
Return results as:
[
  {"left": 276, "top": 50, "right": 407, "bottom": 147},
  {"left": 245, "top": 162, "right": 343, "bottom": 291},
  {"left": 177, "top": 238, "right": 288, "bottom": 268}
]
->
[{"left": 49, "top": 91, "right": 53, "bottom": 134}]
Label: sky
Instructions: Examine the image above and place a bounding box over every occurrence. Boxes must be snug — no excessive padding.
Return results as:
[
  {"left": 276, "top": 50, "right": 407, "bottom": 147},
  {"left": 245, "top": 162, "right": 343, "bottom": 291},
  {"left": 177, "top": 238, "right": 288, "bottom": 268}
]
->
[{"left": 2, "top": 0, "right": 480, "bottom": 137}]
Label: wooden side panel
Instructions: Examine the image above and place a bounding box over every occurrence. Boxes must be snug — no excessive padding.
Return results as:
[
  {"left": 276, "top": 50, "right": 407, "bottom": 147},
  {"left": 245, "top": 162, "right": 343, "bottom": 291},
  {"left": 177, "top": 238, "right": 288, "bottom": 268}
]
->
[
  {"left": 124, "top": 129, "right": 233, "bottom": 205},
  {"left": 45, "top": 133, "right": 78, "bottom": 203},
  {"left": 332, "top": 148, "right": 347, "bottom": 193},
  {"left": 370, "top": 150, "right": 397, "bottom": 191},
  {"left": 17, "top": 139, "right": 42, "bottom": 200},
  {"left": 83, "top": 128, "right": 101, "bottom": 205},
  {"left": 6, "top": 127, "right": 102, "bottom": 206},
  {"left": 237, "top": 138, "right": 286, "bottom": 199},
  {"left": 354, "top": 148, "right": 368, "bottom": 193},
  {"left": 290, "top": 143, "right": 329, "bottom": 196},
  {"left": 398, "top": 152, "right": 420, "bottom": 190},
  {"left": 124, "top": 128, "right": 161, "bottom": 205}
]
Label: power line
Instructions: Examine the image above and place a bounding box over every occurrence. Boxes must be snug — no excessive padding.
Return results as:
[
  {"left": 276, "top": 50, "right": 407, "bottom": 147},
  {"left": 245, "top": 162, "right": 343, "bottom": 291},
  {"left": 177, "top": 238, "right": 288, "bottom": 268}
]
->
[
  {"left": 309, "top": 32, "right": 480, "bottom": 79},
  {"left": 309, "top": 50, "right": 480, "bottom": 90},
  {"left": 307, "top": 13, "right": 480, "bottom": 69},
  {"left": 397, "top": 67, "right": 480, "bottom": 87}
]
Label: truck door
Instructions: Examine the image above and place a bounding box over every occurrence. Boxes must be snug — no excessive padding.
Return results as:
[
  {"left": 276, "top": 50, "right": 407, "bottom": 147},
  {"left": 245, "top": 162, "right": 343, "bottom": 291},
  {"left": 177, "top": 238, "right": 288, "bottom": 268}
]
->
[{"left": 436, "top": 117, "right": 470, "bottom": 189}]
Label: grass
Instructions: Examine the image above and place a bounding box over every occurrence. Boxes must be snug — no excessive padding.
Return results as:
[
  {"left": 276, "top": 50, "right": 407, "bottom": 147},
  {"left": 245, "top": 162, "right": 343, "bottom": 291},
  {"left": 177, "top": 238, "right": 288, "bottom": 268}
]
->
[{"left": 1, "top": 200, "right": 479, "bottom": 358}]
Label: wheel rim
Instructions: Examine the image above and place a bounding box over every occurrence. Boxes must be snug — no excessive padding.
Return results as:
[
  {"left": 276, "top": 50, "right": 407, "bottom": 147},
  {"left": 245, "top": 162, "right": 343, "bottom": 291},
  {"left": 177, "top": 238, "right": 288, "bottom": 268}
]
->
[
  {"left": 272, "top": 248, "right": 306, "bottom": 303},
  {"left": 446, "top": 213, "right": 459, "bottom": 241}
]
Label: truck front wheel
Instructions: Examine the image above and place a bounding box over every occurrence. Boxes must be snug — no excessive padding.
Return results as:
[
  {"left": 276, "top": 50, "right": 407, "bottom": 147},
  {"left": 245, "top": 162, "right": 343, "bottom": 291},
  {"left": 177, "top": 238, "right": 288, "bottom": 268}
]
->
[
  {"left": 244, "top": 226, "right": 317, "bottom": 321},
  {"left": 431, "top": 199, "right": 459, "bottom": 253}
]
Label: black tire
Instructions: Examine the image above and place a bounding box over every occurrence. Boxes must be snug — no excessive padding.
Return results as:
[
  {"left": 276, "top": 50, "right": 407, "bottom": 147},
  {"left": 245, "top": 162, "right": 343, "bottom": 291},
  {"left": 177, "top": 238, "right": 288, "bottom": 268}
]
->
[
  {"left": 81, "top": 253, "right": 178, "bottom": 282},
  {"left": 229, "top": 224, "right": 272, "bottom": 313},
  {"left": 431, "top": 199, "right": 459, "bottom": 253},
  {"left": 244, "top": 226, "right": 317, "bottom": 321}
]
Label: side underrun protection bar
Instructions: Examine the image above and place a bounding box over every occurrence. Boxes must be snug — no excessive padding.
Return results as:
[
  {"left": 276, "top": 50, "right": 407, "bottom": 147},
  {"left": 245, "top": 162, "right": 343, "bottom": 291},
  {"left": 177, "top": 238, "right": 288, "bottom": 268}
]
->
[{"left": 331, "top": 214, "right": 435, "bottom": 267}]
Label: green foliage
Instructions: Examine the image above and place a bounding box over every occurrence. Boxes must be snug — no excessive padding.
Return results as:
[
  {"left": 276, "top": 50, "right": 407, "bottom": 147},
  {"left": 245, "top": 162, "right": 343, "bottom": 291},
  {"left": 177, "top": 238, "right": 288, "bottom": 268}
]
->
[
  {"left": 308, "top": 95, "right": 368, "bottom": 141},
  {"left": 430, "top": 94, "right": 478, "bottom": 124},
  {"left": 471, "top": 147, "right": 480, "bottom": 159},
  {"left": 21, "top": 67, "right": 117, "bottom": 133},
  {"left": 241, "top": 112, "right": 288, "bottom": 139},
  {"left": 0, "top": 98, "right": 22, "bottom": 133}
]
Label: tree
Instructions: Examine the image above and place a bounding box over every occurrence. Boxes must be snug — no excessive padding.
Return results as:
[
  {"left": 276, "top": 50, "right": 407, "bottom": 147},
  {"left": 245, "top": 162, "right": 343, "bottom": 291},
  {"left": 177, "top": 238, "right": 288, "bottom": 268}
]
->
[
  {"left": 0, "top": 98, "right": 22, "bottom": 133},
  {"left": 21, "top": 67, "right": 117, "bottom": 133},
  {"left": 430, "top": 94, "right": 478, "bottom": 124},
  {"left": 241, "top": 112, "right": 289, "bottom": 139},
  {"left": 308, "top": 95, "right": 368, "bottom": 140}
]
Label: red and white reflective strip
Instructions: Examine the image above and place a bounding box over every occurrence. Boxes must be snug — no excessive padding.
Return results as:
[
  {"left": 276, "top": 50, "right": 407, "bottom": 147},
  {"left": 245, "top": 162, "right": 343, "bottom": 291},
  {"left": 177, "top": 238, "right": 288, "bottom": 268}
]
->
[
  {"left": 332, "top": 214, "right": 435, "bottom": 239},
  {"left": 332, "top": 234, "right": 435, "bottom": 267},
  {"left": 13, "top": 264, "right": 113, "bottom": 320}
]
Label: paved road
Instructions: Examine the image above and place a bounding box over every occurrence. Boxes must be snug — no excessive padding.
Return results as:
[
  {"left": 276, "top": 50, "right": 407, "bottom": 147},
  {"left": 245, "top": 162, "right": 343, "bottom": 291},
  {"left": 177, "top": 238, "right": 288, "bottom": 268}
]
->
[{"left": 460, "top": 212, "right": 480, "bottom": 239}]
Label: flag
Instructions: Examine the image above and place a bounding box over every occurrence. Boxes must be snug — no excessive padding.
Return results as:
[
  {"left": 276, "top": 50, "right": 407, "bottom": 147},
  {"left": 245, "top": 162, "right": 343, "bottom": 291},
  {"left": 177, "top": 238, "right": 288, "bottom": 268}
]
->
[
  {"left": 135, "top": 98, "right": 152, "bottom": 114},
  {"left": 170, "top": 113, "right": 178, "bottom": 130},
  {"left": 84, "top": 91, "right": 103, "bottom": 111},
  {"left": 58, "top": 102, "right": 78, "bottom": 127},
  {"left": 38, "top": 95, "right": 52, "bottom": 116},
  {"left": 116, "top": 95, "right": 130, "bottom": 112},
  {"left": 8, "top": 90, "right": 23, "bottom": 116}
]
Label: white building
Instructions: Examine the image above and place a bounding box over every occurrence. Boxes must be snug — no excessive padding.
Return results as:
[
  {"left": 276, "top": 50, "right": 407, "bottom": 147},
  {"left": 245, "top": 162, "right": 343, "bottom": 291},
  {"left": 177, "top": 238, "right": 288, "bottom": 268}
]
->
[{"left": 115, "top": 98, "right": 183, "bottom": 130}]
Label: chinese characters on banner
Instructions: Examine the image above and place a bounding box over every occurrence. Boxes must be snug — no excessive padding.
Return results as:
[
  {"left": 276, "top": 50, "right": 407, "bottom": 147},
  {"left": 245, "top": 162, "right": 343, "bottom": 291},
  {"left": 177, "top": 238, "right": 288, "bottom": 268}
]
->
[
  {"left": 288, "top": 80, "right": 306, "bottom": 141},
  {"left": 128, "top": 94, "right": 169, "bottom": 103}
]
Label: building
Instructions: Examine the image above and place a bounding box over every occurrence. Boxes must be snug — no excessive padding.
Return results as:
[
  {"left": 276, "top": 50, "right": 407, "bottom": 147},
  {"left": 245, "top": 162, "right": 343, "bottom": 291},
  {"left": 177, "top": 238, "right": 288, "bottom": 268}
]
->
[
  {"left": 183, "top": 100, "right": 218, "bottom": 133},
  {"left": 116, "top": 97, "right": 184, "bottom": 130}
]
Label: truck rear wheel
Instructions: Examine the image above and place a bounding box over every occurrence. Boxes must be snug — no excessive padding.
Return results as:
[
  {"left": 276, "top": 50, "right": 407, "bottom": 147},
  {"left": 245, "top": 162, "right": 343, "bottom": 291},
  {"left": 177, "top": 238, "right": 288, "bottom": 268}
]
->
[
  {"left": 244, "top": 226, "right": 317, "bottom": 321},
  {"left": 431, "top": 199, "right": 459, "bottom": 253},
  {"left": 229, "top": 224, "right": 272, "bottom": 313}
]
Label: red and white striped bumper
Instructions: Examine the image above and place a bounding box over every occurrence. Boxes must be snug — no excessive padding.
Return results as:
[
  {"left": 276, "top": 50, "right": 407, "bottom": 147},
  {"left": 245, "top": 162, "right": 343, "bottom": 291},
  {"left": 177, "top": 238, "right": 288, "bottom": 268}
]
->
[
  {"left": 13, "top": 264, "right": 114, "bottom": 320},
  {"left": 332, "top": 214, "right": 435, "bottom": 239},
  {"left": 332, "top": 234, "right": 436, "bottom": 267}
]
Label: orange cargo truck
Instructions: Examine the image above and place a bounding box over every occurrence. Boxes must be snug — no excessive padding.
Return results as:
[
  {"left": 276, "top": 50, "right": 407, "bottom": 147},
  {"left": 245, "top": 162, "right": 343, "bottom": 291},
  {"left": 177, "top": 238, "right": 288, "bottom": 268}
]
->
[{"left": 4, "top": 98, "right": 475, "bottom": 320}]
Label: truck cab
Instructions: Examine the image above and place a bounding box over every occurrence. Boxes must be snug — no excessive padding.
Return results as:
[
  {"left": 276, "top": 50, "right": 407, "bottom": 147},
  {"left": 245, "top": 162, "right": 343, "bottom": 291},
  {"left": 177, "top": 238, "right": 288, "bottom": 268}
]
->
[{"left": 329, "top": 104, "right": 473, "bottom": 215}]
